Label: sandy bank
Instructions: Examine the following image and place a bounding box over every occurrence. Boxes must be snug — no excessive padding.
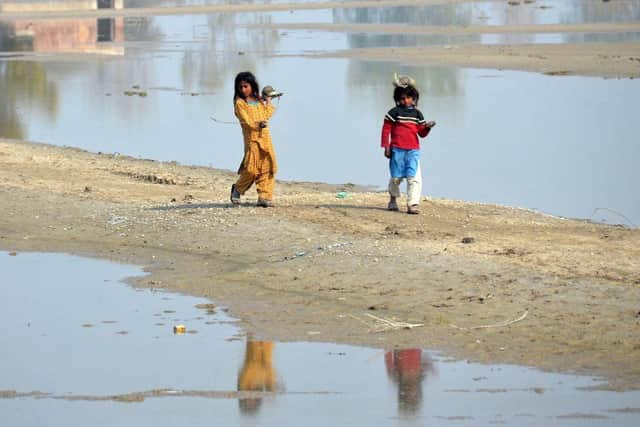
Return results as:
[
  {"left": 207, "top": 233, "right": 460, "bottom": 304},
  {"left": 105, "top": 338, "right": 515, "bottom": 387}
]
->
[
  {"left": 305, "top": 42, "right": 640, "bottom": 78},
  {"left": 252, "top": 21, "right": 640, "bottom": 36},
  {"left": 1, "top": 138, "right": 639, "bottom": 389}
]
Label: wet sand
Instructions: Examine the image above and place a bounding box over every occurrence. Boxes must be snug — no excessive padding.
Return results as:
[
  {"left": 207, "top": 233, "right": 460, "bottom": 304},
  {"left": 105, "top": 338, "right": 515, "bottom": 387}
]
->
[
  {"left": 5, "top": 41, "right": 639, "bottom": 78},
  {"left": 0, "top": 388, "right": 323, "bottom": 402},
  {"left": 253, "top": 21, "right": 640, "bottom": 36},
  {"left": 307, "top": 42, "right": 640, "bottom": 78},
  {"left": 1, "top": 138, "right": 639, "bottom": 390}
]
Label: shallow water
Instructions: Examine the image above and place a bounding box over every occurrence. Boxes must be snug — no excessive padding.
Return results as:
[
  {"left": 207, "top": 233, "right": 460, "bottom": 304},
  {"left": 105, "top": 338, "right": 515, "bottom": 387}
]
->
[
  {"left": 1, "top": 251, "right": 640, "bottom": 426},
  {"left": 1, "top": 2, "right": 640, "bottom": 224}
]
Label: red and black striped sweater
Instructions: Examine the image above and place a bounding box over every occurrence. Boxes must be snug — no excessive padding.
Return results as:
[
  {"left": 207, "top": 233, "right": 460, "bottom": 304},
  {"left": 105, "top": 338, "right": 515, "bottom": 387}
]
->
[{"left": 380, "top": 105, "right": 431, "bottom": 150}]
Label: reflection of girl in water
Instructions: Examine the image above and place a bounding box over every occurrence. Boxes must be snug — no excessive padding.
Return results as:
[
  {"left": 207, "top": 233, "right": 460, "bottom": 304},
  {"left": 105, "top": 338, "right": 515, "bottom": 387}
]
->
[
  {"left": 385, "top": 349, "right": 434, "bottom": 414},
  {"left": 237, "top": 340, "right": 276, "bottom": 414}
]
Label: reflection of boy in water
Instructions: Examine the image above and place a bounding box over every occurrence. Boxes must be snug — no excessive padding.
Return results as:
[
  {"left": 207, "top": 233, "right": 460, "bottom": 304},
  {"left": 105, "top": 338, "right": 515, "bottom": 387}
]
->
[
  {"left": 237, "top": 340, "right": 276, "bottom": 414},
  {"left": 385, "top": 349, "right": 433, "bottom": 414}
]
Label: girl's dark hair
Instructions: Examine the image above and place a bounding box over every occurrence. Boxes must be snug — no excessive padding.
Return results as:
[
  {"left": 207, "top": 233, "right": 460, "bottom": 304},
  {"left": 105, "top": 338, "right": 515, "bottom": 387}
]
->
[
  {"left": 234, "top": 71, "right": 260, "bottom": 101},
  {"left": 393, "top": 85, "right": 420, "bottom": 106}
]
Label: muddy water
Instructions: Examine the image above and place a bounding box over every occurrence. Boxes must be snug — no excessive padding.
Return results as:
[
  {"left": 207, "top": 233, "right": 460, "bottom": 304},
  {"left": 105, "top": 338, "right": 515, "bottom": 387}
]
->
[
  {"left": 1, "top": 251, "right": 640, "bottom": 426},
  {"left": 1, "top": 2, "right": 640, "bottom": 224}
]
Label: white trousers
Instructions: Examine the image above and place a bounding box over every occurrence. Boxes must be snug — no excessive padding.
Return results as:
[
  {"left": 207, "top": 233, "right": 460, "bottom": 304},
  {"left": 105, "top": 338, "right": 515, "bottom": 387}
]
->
[{"left": 388, "top": 162, "right": 422, "bottom": 206}]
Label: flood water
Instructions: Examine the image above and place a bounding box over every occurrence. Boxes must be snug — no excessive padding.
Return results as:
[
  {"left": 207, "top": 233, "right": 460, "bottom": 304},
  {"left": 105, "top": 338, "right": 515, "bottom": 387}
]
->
[
  {"left": 1, "top": 251, "right": 640, "bottom": 426},
  {"left": 1, "top": 0, "right": 639, "bottom": 225}
]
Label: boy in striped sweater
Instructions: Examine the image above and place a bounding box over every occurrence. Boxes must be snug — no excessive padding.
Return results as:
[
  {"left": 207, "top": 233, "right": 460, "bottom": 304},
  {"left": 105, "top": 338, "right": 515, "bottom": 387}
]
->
[{"left": 381, "top": 83, "right": 436, "bottom": 214}]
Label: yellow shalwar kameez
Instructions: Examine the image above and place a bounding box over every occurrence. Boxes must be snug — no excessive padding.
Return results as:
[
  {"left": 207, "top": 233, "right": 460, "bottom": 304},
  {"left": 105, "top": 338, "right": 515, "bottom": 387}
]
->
[{"left": 234, "top": 98, "right": 277, "bottom": 201}]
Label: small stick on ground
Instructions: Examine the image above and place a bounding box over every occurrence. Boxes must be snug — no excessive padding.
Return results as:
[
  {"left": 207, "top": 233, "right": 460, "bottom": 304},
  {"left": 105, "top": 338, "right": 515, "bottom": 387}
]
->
[
  {"left": 364, "top": 313, "right": 424, "bottom": 332},
  {"left": 451, "top": 310, "right": 529, "bottom": 331},
  {"left": 348, "top": 314, "right": 373, "bottom": 328}
]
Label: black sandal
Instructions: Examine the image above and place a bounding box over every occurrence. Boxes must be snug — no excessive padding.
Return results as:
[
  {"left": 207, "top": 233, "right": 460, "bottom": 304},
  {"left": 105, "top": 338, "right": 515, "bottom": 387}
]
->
[{"left": 230, "top": 184, "right": 241, "bottom": 205}]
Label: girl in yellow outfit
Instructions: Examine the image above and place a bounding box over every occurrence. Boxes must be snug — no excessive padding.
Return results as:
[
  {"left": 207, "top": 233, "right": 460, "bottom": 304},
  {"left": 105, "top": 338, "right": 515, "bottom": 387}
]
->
[{"left": 230, "top": 71, "right": 277, "bottom": 207}]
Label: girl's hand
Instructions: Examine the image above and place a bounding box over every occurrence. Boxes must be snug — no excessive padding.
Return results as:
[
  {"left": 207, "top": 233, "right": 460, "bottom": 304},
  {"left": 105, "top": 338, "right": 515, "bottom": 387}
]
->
[
  {"left": 426, "top": 121, "right": 436, "bottom": 128},
  {"left": 384, "top": 147, "right": 391, "bottom": 158}
]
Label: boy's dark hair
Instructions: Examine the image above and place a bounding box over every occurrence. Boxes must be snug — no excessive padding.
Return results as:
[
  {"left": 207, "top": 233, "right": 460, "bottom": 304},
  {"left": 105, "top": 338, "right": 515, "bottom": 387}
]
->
[
  {"left": 405, "top": 85, "right": 419, "bottom": 105},
  {"left": 393, "top": 85, "right": 420, "bottom": 106},
  {"left": 234, "top": 71, "right": 260, "bottom": 101},
  {"left": 393, "top": 86, "right": 406, "bottom": 106}
]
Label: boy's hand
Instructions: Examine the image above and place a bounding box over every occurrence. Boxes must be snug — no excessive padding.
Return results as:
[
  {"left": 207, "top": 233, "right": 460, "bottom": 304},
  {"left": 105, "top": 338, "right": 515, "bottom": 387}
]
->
[
  {"left": 426, "top": 121, "right": 436, "bottom": 128},
  {"left": 384, "top": 147, "right": 391, "bottom": 158}
]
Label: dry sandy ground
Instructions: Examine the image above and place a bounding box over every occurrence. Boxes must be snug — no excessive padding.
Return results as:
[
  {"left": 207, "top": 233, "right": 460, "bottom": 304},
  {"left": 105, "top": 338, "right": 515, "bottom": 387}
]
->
[{"left": 1, "top": 138, "right": 639, "bottom": 390}]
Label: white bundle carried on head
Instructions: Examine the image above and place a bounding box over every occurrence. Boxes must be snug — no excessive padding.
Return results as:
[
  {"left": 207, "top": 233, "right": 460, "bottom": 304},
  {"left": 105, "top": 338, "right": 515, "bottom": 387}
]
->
[{"left": 393, "top": 72, "right": 416, "bottom": 88}]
